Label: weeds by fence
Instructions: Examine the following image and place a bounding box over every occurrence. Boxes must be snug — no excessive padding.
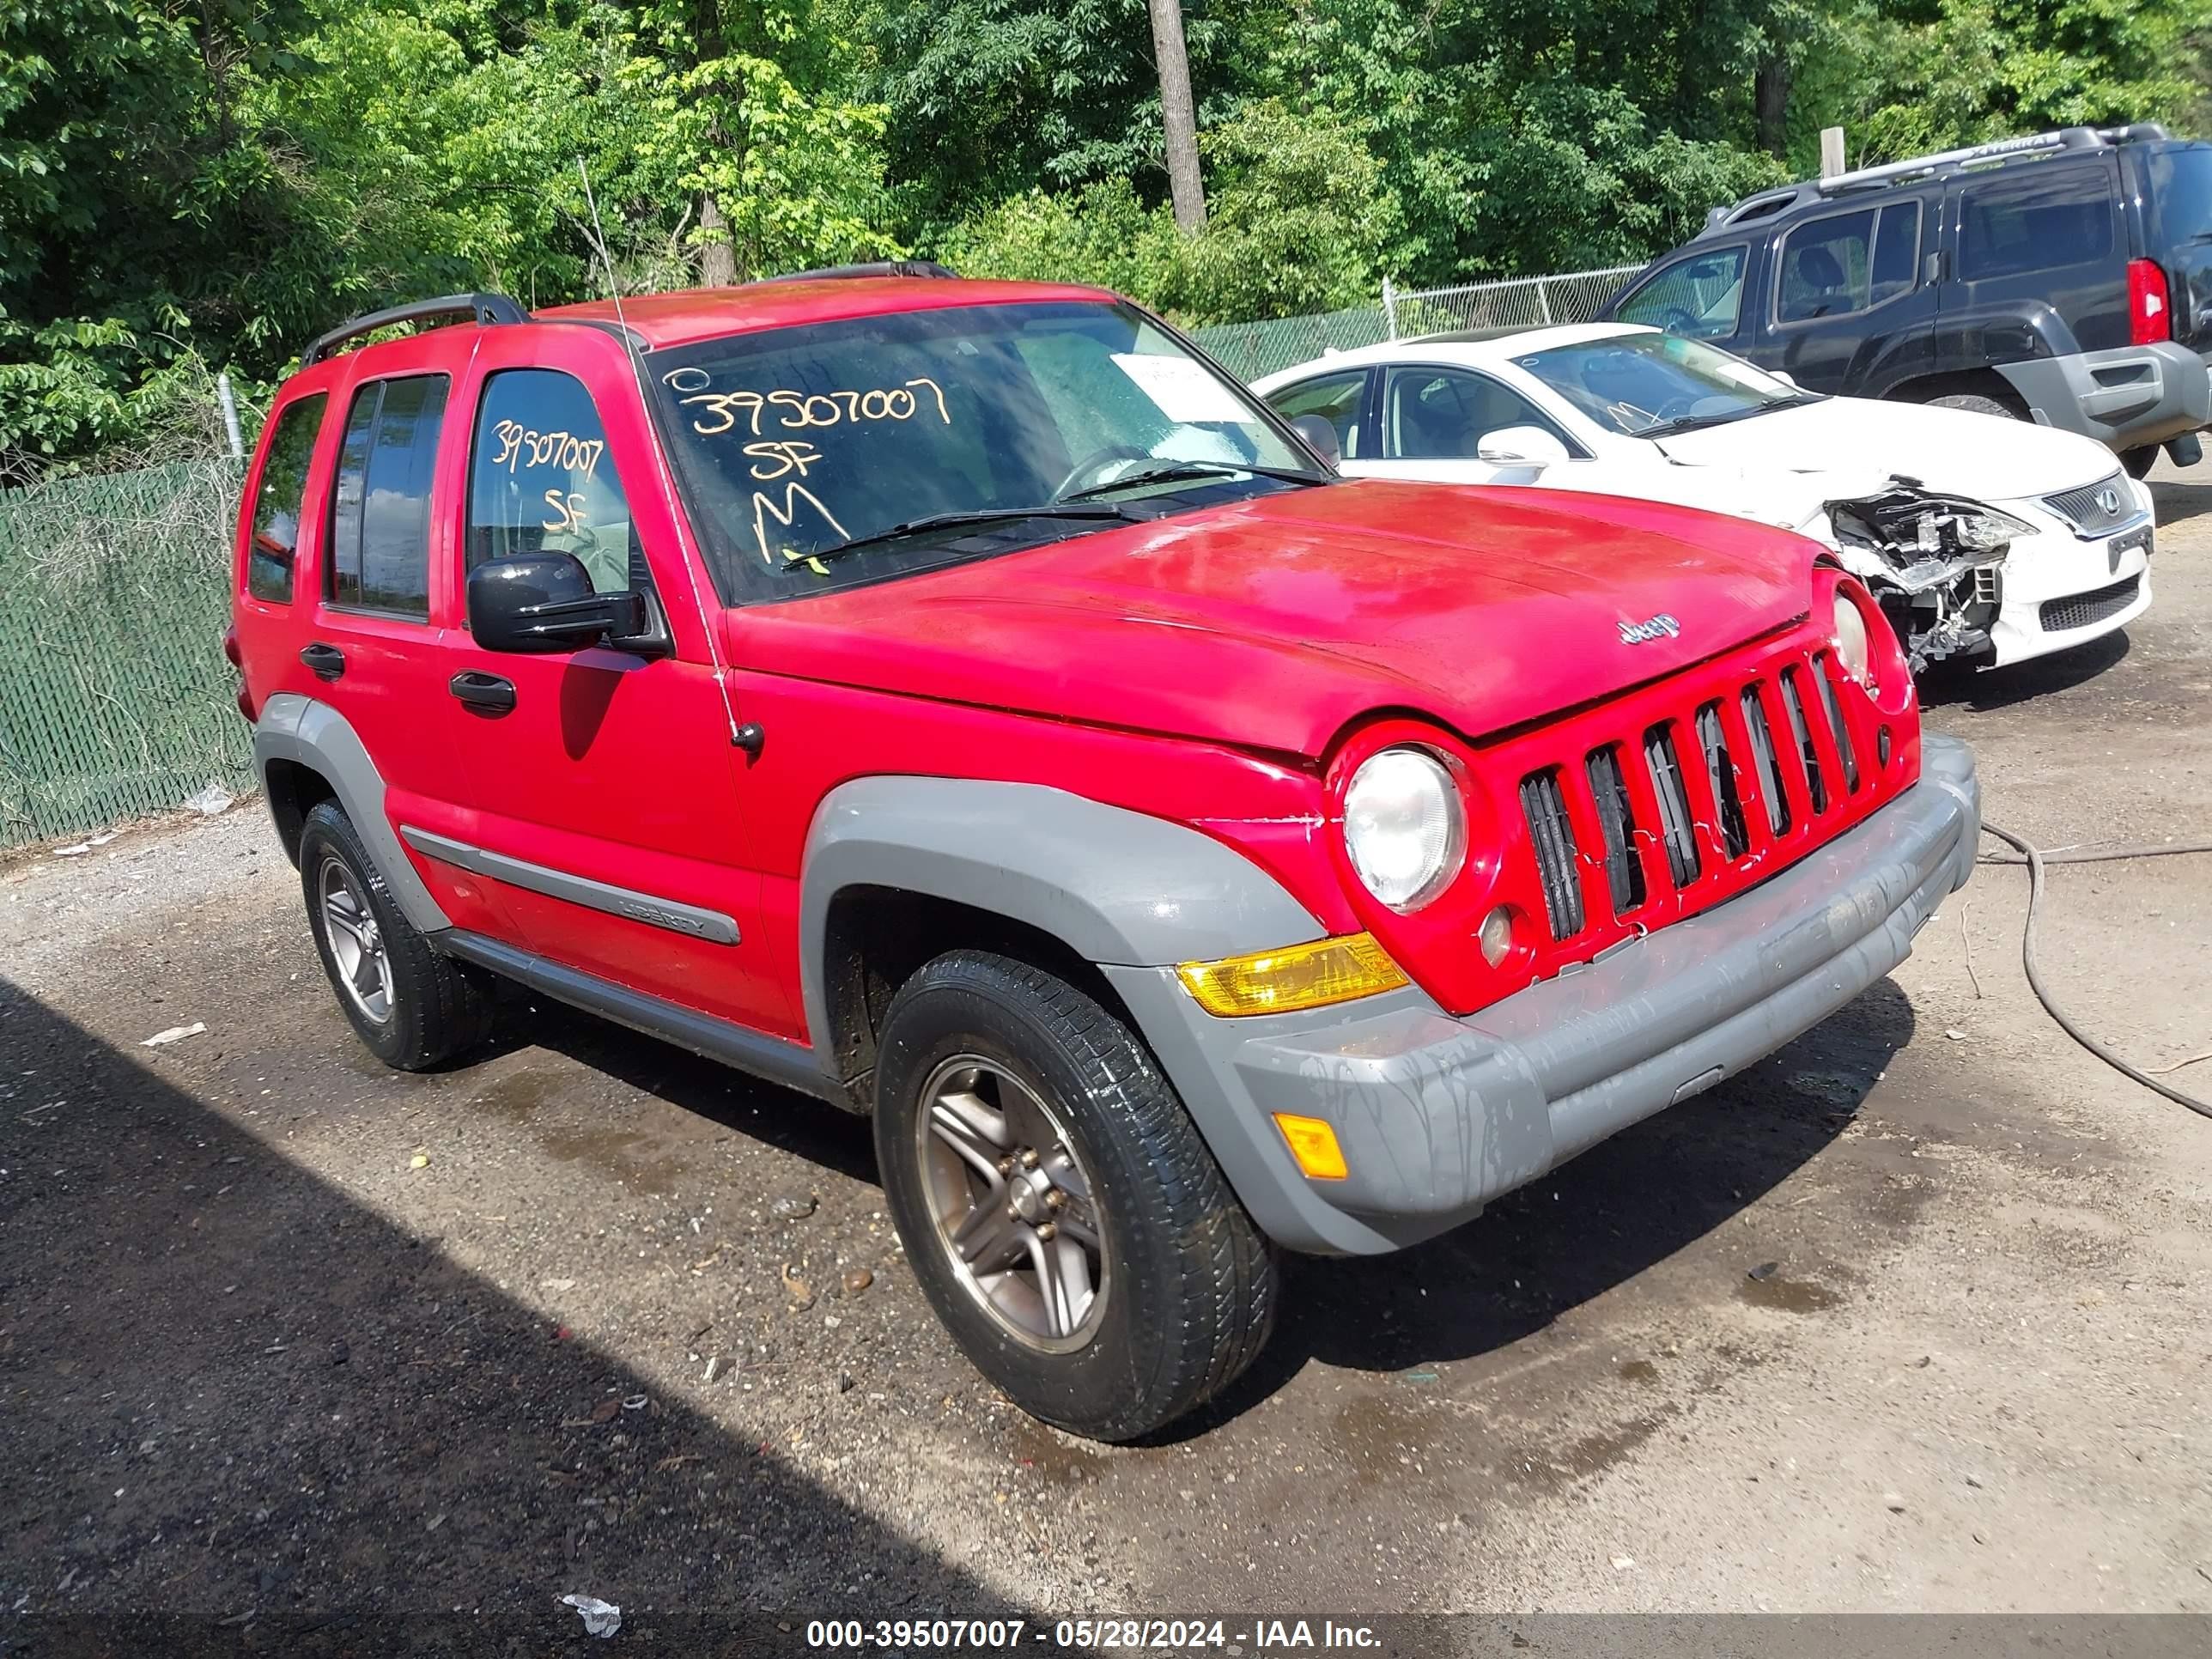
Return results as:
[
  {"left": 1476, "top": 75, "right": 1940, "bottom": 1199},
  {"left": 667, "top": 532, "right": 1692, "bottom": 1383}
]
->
[{"left": 0, "top": 459, "right": 251, "bottom": 849}]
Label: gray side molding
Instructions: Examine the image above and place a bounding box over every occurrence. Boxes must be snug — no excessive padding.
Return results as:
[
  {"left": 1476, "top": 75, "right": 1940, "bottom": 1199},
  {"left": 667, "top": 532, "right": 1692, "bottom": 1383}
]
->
[
  {"left": 797, "top": 775, "right": 1324, "bottom": 1079},
  {"left": 252, "top": 693, "right": 451, "bottom": 935}
]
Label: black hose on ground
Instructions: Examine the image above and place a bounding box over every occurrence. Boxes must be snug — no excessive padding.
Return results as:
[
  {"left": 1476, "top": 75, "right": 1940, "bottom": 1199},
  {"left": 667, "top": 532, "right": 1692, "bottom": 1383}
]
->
[{"left": 1976, "top": 823, "right": 2212, "bottom": 1121}]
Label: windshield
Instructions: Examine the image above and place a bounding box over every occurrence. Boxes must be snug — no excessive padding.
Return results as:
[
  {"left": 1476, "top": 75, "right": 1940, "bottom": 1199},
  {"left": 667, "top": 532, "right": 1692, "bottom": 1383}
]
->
[
  {"left": 651, "top": 299, "right": 1321, "bottom": 600},
  {"left": 1513, "top": 332, "right": 1811, "bottom": 438}
]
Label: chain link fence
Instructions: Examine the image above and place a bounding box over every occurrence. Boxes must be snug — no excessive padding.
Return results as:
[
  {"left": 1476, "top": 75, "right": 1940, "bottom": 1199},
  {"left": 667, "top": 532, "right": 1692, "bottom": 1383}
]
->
[
  {"left": 0, "top": 459, "right": 252, "bottom": 849},
  {"left": 1382, "top": 264, "right": 1642, "bottom": 339},
  {"left": 1192, "top": 304, "right": 1393, "bottom": 380}
]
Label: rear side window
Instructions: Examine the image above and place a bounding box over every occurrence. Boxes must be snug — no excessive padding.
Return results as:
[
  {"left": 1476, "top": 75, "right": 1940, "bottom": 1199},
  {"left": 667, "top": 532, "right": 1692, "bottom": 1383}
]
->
[
  {"left": 246, "top": 393, "right": 326, "bottom": 602},
  {"left": 1614, "top": 246, "right": 1747, "bottom": 338},
  {"left": 1778, "top": 201, "right": 1921, "bottom": 323},
  {"left": 1960, "top": 165, "right": 2115, "bottom": 279},
  {"left": 327, "top": 375, "right": 449, "bottom": 616},
  {"left": 1267, "top": 371, "right": 1369, "bottom": 459},
  {"left": 466, "top": 370, "right": 647, "bottom": 597},
  {"left": 2148, "top": 147, "right": 2212, "bottom": 248}
]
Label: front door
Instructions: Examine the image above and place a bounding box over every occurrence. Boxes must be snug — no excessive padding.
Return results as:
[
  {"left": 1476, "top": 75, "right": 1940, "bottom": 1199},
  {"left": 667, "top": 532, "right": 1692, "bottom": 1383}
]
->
[
  {"left": 1357, "top": 364, "right": 1585, "bottom": 484},
  {"left": 418, "top": 332, "right": 795, "bottom": 1040}
]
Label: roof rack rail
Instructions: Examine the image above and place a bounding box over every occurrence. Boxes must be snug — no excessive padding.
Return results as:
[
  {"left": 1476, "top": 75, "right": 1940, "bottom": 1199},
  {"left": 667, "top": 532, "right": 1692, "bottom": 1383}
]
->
[
  {"left": 1702, "top": 122, "right": 2172, "bottom": 234},
  {"left": 301, "top": 293, "right": 529, "bottom": 368},
  {"left": 767, "top": 259, "right": 960, "bottom": 283}
]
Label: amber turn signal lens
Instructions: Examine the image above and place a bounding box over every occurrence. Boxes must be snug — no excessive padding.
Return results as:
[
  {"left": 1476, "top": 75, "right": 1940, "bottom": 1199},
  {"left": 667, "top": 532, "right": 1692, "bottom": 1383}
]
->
[
  {"left": 1175, "top": 932, "right": 1410, "bottom": 1018},
  {"left": 1273, "top": 1113, "right": 1350, "bottom": 1181}
]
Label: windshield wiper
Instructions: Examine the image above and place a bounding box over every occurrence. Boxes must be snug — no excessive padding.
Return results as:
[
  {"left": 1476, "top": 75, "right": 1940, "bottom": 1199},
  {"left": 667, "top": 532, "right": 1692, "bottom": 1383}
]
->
[
  {"left": 796, "top": 504, "right": 1148, "bottom": 568},
  {"left": 1059, "top": 459, "right": 1329, "bottom": 501},
  {"left": 1648, "top": 392, "right": 1822, "bottom": 437}
]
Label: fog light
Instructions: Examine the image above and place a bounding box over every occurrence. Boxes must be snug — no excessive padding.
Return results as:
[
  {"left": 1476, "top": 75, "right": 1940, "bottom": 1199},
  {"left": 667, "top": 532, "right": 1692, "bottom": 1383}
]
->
[
  {"left": 1273, "top": 1113, "right": 1349, "bottom": 1181},
  {"left": 1479, "top": 904, "right": 1515, "bottom": 966},
  {"left": 1176, "top": 933, "right": 1409, "bottom": 1018}
]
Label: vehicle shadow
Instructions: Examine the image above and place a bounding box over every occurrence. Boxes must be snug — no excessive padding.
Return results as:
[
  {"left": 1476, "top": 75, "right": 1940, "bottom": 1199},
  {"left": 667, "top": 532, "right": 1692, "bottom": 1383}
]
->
[
  {"left": 1917, "top": 629, "right": 2130, "bottom": 712},
  {"left": 1173, "top": 975, "right": 1917, "bottom": 1438},
  {"left": 476, "top": 967, "right": 1913, "bottom": 1444},
  {"left": 2148, "top": 474, "right": 2212, "bottom": 526},
  {"left": 0, "top": 979, "right": 1011, "bottom": 1657}
]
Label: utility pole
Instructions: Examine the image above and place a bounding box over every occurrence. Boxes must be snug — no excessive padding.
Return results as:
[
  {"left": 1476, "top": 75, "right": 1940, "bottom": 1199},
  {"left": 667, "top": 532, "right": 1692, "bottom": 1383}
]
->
[{"left": 1146, "top": 0, "right": 1206, "bottom": 231}]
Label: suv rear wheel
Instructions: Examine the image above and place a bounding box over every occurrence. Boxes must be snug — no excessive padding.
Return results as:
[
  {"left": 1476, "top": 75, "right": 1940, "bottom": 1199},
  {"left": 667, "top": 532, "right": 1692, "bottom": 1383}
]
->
[
  {"left": 298, "top": 800, "right": 494, "bottom": 1071},
  {"left": 1926, "top": 391, "right": 2023, "bottom": 421},
  {"left": 873, "top": 950, "right": 1277, "bottom": 1441}
]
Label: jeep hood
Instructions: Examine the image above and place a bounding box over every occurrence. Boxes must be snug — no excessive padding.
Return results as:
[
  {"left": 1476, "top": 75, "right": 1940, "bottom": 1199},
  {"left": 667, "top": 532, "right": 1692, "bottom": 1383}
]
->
[
  {"left": 1652, "top": 395, "right": 2116, "bottom": 504},
  {"left": 733, "top": 480, "right": 1820, "bottom": 759}
]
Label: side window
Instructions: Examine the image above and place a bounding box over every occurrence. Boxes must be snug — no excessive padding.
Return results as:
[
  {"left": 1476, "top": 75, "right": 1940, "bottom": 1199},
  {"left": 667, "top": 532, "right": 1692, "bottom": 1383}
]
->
[
  {"left": 246, "top": 393, "right": 326, "bottom": 602},
  {"left": 1961, "top": 165, "right": 2115, "bottom": 280},
  {"left": 1870, "top": 202, "right": 1921, "bottom": 305},
  {"left": 1382, "top": 368, "right": 1573, "bottom": 461},
  {"left": 467, "top": 369, "right": 648, "bottom": 596},
  {"left": 1615, "top": 247, "right": 1747, "bottom": 338},
  {"left": 1266, "top": 371, "right": 1368, "bottom": 460},
  {"left": 327, "top": 374, "right": 448, "bottom": 617},
  {"left": 1778, "top": 210, "right": 1875, "bottom": 321}
]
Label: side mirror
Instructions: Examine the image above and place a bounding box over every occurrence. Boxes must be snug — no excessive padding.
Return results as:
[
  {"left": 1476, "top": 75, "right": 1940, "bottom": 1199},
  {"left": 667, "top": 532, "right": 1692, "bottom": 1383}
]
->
[
  {"left": 467, "top": 553, "right": 647, "bottom": 654},
  {"left": 1475, "top": 425, "right": 1571, "bottom": 475},
  {"left": 1287, "top": 413, "right": 1342, "bottom": 467},
  {"left": 1770, "top": 368, "right": 1800, "bottom": 390}
]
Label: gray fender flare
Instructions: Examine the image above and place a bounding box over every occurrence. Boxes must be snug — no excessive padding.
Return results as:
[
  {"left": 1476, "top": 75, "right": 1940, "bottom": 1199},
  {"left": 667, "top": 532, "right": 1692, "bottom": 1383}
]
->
[
  {"left": 799, "top": 776, "right": 1334, "bottom": 1224},
  {"left": 252, "top": 693, "right": 451, "bottom": 935}
]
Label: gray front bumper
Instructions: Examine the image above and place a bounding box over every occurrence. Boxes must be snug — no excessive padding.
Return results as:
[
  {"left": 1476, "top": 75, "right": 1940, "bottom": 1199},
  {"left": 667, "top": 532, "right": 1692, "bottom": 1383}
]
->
[
  {"left": 1109, "top": 734, "right": 1980, "bottom": 1256},
  {"left": 1996, "top": 341, "right": 2212, "bottom": 451}
]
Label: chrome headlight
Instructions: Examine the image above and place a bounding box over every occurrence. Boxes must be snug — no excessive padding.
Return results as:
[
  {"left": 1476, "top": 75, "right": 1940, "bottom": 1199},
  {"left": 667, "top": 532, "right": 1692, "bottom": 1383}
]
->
[
  {"left": 1946, "top": 504, "right": 2034, "bottom": 552},
  {"left": 1343, "top": 747, "right": 1465, "bottom": 912},
  {"left": 1832, "top": 587, "right": 1872, "bottom": 682}
]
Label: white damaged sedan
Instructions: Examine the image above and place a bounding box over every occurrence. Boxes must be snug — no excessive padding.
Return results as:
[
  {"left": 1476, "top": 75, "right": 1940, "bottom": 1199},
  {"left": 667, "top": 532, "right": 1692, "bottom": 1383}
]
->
[{"left": 1254, "top": 323, "right": 2154, "bottom": 671}]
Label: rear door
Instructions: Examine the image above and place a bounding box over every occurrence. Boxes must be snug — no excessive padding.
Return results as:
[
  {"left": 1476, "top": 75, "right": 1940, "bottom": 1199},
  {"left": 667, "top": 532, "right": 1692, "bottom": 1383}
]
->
[
  {"left": 2142, "top": 143, "right": 2212, "bottom": 352},
  {"left": 1765, "top": 198, "right": 1935, "bottom": 394},
  {"left": 1261, "top": 367, "right": 1374, "bottom": 468},
  {"left": 1946, "top": 153, "right": 2128, "bottom": 352},
  {"left": 420, "top": 327, "right": 793, "bottom": 1038}
]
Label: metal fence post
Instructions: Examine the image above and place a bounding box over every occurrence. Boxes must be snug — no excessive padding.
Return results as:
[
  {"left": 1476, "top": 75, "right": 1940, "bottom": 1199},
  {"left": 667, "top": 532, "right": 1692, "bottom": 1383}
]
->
[
  {"left": 216, "top": 373, "right": 244, "bottom": 460},
  {"left": 1537, "top": 279, "right": 1553, "bottom": 325},
  {"left": 1382, "top": 276, "right": 1399, "bottom": 340}
]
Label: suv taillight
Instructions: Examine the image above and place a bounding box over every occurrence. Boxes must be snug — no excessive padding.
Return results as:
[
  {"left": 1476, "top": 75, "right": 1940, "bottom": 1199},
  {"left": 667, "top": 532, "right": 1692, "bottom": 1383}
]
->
[{"left": 2129, "top": 258, "right": 2171, "bottom": 346}]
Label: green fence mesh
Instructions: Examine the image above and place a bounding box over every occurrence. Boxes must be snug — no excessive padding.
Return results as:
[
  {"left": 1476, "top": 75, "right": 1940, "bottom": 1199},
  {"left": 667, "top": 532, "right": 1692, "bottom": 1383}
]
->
[
  {"left": 1192, "top": 305, "right": 1393, "bottom": 381},
  {"left": 0, "top": 459, "right": 252, "bottom": 849}
]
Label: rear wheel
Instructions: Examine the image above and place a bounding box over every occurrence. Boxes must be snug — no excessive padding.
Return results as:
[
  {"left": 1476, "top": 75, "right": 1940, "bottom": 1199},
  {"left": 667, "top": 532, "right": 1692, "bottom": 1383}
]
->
[
  {"left": 873, "top": 950, "right": 1276, "bottom": 1441},
  {"left": 298, "top": 800, "right": 494, "bottom": 1071},
  {"left": 1926, "top": 391, "right": 2024, "bottom": 421}
]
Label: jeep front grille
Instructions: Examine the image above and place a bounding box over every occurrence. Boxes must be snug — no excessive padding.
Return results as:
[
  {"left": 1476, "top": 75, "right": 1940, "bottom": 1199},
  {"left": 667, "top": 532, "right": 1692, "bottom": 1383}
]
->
[{"left": 1515, "top": 651, "right": 1868, "bottom": 947}]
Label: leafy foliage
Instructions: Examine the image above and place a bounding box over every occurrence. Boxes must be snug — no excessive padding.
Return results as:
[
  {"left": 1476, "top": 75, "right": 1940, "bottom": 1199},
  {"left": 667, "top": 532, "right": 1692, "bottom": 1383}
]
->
[{"left": 2, "top": 0, "right": 2206, "bottom": 470}]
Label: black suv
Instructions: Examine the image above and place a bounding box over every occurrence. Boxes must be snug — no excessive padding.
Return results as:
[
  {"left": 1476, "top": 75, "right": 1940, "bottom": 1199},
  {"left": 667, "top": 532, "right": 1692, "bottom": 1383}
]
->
[{"left": 1601, "top": 124, "right": 2212, "bottom": 477}]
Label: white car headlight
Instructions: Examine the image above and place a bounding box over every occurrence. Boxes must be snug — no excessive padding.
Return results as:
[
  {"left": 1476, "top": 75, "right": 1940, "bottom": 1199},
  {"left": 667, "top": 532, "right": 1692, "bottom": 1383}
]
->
[
  {"left": 1343, "top": 747, "right": 1465, "bottom": 911},
  {"left": 1832, "top": 588, "right": 1872, "bottom": 682},
  {"left": 1943, "top": 504, "right": 2035, "bottom": 553}
]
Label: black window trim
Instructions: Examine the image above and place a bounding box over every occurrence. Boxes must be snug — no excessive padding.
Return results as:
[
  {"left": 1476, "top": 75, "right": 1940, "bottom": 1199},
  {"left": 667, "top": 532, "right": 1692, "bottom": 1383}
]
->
[
  {"left": 1376, "top": 361, "right": 1593, "bottom": 462},
  {"left": 325, "top": 372, "right": 449, "bottom": 622},
  {"left": 1769, "top": 198, "right": 1925, "bottom": 331},
  {"left": 1614, "top": 242, "right": 1753, "bottom": 340}
]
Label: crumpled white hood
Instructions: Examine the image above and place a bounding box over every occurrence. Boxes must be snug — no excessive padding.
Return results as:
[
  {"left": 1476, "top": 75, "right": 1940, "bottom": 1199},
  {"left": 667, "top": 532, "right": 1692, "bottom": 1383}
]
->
[{"left": 1650, "top": 395, "right": 2118, "bottom": 512}]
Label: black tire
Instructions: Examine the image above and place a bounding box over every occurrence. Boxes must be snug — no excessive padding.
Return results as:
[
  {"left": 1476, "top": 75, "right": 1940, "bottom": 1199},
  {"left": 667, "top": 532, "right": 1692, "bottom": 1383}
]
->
[
  {"left": 298, "top": 800, "right": 494, "bottom": 1071},
  {"left": 1926, "top": 391, "right": 2024, "bottom": 421},
  {"left": 873, "top": 951, "right": 1277, "bottom": 1441},
  {"left": 2122, "top": 445, "right": 2160, "bottom": 480}
]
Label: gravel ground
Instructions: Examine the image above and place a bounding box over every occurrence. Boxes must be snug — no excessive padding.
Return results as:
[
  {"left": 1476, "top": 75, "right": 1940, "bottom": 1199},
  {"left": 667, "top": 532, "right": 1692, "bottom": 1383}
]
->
[{"left": 3, "top": 462, "right": 2209, "bottom": 1646}]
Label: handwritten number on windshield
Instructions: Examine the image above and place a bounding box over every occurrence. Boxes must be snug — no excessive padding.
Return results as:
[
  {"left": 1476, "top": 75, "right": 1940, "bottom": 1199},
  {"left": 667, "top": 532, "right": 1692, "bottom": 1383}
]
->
[{"left": 682, "top": 378, "right": 951, "bottom": 437}]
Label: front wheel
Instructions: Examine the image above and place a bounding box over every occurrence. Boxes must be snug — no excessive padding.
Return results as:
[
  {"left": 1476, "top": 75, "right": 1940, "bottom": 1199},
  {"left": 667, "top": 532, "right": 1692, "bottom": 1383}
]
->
[{"left": 873, "top": 951, "right": 1277, "bottom": 1441}]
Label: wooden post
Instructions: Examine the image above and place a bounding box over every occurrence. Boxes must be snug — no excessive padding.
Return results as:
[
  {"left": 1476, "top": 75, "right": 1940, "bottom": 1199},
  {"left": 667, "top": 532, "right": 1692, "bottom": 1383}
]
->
[
  {"left": 1147, "top": 0, "right": 1207, "bottom": 232},
  {"left": 1820, "top": 127, "right": 1847, "bottom": 180}
]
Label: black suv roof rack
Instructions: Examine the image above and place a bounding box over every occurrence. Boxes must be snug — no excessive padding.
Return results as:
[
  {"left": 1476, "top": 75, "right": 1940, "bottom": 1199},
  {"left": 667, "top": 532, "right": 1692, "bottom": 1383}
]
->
[
  {"left": 301, "top": 293, "right": 529, "bottom": 368},
  {"left": 1699, "top": 122, "right": 2172, "bottom": 236}
]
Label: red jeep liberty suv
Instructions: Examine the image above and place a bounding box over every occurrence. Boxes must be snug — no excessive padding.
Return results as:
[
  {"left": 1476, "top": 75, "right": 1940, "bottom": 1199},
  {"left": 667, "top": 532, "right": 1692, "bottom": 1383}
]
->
[{"left": 228, "top": 270, "right": 1980, "bottom": 1440}]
